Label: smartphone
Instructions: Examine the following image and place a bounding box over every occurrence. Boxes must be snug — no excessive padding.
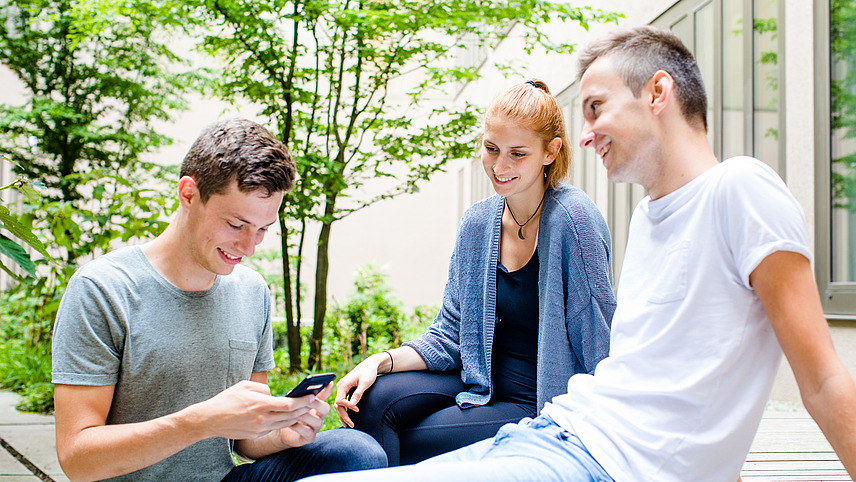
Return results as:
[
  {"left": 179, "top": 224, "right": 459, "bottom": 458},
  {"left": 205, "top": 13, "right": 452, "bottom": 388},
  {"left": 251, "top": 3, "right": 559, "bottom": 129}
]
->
[{"left": 285, "top": 372, "right": 336, "bottom": 398}]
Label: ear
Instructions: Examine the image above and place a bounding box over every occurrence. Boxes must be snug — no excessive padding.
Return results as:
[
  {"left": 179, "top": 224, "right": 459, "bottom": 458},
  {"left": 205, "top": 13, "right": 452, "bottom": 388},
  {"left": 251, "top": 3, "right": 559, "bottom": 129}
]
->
[
  {"left": 177, "top": 176, "right": 199, "bottom": 209},
  {"left": 648, "top": 70, "right": 674, "bottom": 117},
  {"left": 544, "top": 137, "right": 563, "bottom": 165}
]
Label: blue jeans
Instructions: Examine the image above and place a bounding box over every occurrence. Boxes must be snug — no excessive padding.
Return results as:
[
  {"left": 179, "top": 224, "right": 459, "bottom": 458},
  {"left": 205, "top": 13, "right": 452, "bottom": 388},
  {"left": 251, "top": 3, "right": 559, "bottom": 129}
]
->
[
  {"left": 297, "top": 415, "right": 613, "bottom": 482},
  {"left": 223, "top": 428, "right": 387, "bottom": 482}
]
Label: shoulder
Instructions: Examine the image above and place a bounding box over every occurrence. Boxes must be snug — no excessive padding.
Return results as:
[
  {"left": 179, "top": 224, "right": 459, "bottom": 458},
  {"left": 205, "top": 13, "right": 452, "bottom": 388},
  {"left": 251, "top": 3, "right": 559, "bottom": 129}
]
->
[
  {"left": 714, "top": 157, "right": 784, "bottom": 190},
  {"left": 545, "top": 184, "right": 599, "bottom": 211},
  {"left": 71, "top": 246, "right": 147, "bottom": 287},
  {"left": 712, "top": 157, "right": 800, "bottom": 210},
  {"left": 220, "top": 265, "right": 269, "bottom": 295},
  {"left": 461, "top": 194, "right": 502, "bottom": 222},
  {"left": 543, "top": 184, "right": 608, "bottom": 234},
  {"left": 458, "top": 194, "right": 502, "bottom": 233}
]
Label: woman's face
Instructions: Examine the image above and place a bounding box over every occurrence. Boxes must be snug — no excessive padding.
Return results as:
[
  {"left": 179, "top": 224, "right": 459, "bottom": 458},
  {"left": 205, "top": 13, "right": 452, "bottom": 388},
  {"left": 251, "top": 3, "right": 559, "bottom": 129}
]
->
[{"left": 481, "top": 116, "right": 557, "bottom": 201}]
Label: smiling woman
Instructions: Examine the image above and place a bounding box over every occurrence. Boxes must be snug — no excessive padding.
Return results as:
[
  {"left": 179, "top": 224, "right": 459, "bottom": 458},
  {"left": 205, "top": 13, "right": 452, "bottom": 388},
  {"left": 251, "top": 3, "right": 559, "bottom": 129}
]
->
[{"left": 332, "top": 80, "right": 616, "bottom": 466}]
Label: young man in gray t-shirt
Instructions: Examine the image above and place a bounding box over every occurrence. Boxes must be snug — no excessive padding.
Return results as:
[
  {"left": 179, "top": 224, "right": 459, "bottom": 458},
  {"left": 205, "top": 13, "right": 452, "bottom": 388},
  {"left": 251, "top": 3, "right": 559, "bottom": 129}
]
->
[{"left": 51, "top": 119, "right": 386, "bottom": 481}]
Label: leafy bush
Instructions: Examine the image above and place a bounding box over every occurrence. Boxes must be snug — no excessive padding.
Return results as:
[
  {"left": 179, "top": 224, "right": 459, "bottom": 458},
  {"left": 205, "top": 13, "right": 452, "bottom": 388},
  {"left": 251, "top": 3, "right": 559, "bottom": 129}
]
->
[
  {"left": 267, "top": 264, "right": 437, "bottom": 430},
  {"left": 0, "top": 341, "right": 53, "bottom": 412}
]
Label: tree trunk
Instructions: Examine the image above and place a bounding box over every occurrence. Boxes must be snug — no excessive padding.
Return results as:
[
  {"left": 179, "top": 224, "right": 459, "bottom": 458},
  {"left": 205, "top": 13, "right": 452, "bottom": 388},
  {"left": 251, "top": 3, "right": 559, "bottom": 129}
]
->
[
  {"left": 308, "top": 192, "right": 337, "bottom": 369},
  {"left": 279, "top": 211, "right": 302, "bottom": 373}
]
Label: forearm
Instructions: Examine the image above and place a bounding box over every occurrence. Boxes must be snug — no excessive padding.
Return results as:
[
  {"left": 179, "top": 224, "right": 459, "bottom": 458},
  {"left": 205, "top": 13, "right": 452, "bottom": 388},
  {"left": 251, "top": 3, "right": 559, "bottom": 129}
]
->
[
  {"left": 57, "top": 407, "right": 205, "bottom": 481},
  {"left": 800, "top": 366, "right": 856, "bottom": 479},
  {"left": 376, "top": 346, "right": 427, "bottom": 374}
]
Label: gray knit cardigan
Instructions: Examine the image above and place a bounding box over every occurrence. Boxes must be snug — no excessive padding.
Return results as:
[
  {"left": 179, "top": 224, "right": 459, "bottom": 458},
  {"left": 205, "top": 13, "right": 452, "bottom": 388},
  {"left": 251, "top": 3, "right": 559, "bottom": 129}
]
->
[{"left": 404, "top": 184, "right": 615, "bottom": 412}]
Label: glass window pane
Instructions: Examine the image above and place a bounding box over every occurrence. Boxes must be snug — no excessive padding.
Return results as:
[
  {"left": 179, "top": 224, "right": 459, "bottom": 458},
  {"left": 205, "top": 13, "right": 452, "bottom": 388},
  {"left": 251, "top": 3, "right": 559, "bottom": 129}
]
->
[
  {"left": 694, "top": 2, "right": 715, "bottom": 150},
  {"left": 671, "top": 15, "right": 692, "bottom": 50},
  {"left": 722, "top": 0, "right": 745, "bottom": 160},
  {"left": 831, "top": 0, "right": 856, "bottom": 283},
  {"left": 753, "top": 0, "right": 780, "bottom": 171}
]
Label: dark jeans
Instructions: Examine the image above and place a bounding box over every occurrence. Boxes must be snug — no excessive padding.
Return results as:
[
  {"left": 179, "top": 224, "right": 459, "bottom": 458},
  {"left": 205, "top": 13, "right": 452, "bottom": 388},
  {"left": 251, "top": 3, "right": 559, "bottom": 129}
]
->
[
  {"left": 349, "top": 371, "right": 536, "bottom": 466},
  {"left": 222, "top": 428, "right": 387, "bottom": 482}
]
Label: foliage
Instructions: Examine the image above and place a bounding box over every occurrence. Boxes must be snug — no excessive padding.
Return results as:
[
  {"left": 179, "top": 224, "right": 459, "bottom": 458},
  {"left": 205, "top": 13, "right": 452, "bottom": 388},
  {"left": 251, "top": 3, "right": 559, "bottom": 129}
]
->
[
  {"left": 0, "top": 156, "right": 53, "bottom": 281},
  {"left": 267, "top": 264, "right": 436, "bottom": 430},
  {"left": 0, "top": 0, "right": 188, "bottom": 370},
  {"left": 195, "top": 0, "right": 621, "bottom": 371},
  {"left": 0, "top": 340, "right": 53, "bottom": 412},
  {"left": 0, "top": 0, "right": 194, "bottom": 262},
  {"left": 831, "top": 0, "right": 856, "bottom": 211}
]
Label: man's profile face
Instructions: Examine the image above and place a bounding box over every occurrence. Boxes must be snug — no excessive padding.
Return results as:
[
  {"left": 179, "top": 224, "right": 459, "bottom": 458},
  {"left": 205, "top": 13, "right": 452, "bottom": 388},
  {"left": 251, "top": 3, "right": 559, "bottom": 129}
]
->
[
  {"left": 184, "top": 180, "right": 281, "bottom": 277},
  {"left": 578, "top": 56, "right": 660, "bottom": 188}
]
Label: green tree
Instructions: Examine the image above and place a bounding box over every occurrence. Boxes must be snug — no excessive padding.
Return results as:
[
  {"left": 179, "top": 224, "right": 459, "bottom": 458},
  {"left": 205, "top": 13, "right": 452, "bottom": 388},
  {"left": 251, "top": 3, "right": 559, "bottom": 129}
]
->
[
  {"left": 198, "top": 0, "right": 620, "bottom": 371},
  {"left": 0, "top": 0, "right": 191, "bottom": 347},
  {"left": 0, "top": 0, "right": 192, "bottom": 263}
]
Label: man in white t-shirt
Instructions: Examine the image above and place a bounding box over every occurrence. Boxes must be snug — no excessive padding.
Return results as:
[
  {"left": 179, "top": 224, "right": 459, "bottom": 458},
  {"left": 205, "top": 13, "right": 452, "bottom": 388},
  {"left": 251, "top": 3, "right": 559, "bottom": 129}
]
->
[{"left": 301, "top": 26, "right": 856, "bottom": 482}]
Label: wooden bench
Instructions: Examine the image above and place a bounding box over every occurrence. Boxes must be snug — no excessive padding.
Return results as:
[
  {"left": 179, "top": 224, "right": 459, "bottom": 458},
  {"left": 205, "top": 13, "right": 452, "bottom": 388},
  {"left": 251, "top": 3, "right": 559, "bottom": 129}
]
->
[{"left": 741, "top": 405, "right": 849, "bottom": 480}]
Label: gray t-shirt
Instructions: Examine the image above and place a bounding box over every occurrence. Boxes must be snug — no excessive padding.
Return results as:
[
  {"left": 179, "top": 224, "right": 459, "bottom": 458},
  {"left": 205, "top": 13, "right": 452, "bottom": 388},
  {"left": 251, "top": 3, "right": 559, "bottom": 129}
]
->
[{"left": 52, "top": 246, "right": 275, "bottom": 481}]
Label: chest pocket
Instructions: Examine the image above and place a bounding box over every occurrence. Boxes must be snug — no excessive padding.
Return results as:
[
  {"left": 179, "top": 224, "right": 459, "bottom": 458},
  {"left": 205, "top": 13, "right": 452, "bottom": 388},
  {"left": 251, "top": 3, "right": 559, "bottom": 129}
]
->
[
  {"left": 647, "top": 240, "right": 690, "bottom": 304},
  {"left": 227, "top": 339, "right": 258, "bottom": 387}
]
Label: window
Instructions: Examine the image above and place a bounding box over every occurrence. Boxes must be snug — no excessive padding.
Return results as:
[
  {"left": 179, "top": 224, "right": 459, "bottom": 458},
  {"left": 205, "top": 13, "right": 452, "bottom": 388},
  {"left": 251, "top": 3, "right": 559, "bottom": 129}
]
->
[{"left": 818, "top": 0, "right": 856, "bottom": 318}]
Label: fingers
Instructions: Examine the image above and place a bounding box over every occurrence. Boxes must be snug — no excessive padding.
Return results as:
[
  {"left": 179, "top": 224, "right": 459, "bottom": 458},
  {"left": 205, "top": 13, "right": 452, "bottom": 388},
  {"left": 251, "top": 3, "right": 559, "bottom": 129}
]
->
[
  {"left": 315, "top": 381, "right": 334, "bottom": 402},
  {"left": 336, "top": 403, "right": 354, "bottom": 428},
  {"left": 347, "top": 378, "right": 375, "bottom": 408}
]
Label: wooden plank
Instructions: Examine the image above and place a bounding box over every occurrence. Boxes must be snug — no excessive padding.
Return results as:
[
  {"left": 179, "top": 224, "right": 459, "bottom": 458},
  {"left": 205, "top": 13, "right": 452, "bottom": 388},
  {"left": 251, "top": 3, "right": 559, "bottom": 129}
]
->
[{"left": 740, "top": 405, "right": 850, "bottom": 480}]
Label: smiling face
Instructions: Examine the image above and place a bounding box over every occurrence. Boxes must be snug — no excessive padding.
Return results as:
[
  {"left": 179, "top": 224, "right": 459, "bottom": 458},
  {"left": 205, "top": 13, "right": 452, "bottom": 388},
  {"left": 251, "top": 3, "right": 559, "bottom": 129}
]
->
[
  {"left": 183, "top": 179, "right": 282, "bottom": 278},
  {"left": 578, "top": 56, "right": 662, "bottom": 188},
  {"left": 481, "top": 116, "right": 558, "bottom": 203}
]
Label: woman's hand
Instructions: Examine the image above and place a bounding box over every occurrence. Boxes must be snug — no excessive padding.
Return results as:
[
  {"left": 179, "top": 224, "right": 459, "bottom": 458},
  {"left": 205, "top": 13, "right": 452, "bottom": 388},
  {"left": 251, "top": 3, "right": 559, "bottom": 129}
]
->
[{"left": 334, "top": 353, "right": 387, "bottom": 428}]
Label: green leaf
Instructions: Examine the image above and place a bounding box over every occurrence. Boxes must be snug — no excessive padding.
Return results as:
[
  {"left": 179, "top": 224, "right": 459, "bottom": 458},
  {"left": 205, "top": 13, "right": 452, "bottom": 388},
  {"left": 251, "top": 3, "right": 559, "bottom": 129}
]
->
[
  {"left": 0, "top": 235, "right": 36, "bottom": 277},
  {"left": 18, "top": 184, "right": 42, "bottom": 204},
  {"left": 0, "top": 205, "right": 51, "bottom": 259}
]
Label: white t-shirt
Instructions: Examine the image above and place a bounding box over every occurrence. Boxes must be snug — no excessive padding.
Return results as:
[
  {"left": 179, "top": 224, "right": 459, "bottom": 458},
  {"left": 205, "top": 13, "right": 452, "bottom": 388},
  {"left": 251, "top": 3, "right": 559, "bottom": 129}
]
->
[{"left": 542, "top": 157, "right": 811, "bottom": 481}]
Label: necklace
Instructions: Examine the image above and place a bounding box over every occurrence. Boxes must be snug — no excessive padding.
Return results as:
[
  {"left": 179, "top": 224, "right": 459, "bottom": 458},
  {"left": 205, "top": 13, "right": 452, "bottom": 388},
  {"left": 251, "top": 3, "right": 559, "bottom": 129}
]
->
[{"left": 505, "top": 194, "right": 545, "bottom": 240}]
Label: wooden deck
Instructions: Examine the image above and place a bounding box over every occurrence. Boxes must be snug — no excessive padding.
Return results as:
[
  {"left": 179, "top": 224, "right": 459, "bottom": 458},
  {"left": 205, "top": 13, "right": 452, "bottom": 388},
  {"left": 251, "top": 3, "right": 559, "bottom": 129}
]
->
[{"left": 741, "top": 405, "right": 849, "bottom": 481}]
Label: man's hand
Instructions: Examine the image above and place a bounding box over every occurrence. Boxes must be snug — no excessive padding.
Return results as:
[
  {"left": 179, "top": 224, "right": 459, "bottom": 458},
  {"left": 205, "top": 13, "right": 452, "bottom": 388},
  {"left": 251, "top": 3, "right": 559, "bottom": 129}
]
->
[
  {"left": 276, "top": 382, "right": 334, "bottom": 448},
  {"left": 189, "top": 379, "right": 316, "bottom": 441}
]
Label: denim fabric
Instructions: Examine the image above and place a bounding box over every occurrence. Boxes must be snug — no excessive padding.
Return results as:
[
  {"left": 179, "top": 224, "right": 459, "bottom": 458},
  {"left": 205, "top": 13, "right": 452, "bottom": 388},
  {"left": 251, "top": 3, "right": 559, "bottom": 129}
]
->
[
  {"left": 298, "top": 415, "right": 613, "bottom": 482},
  {"left": 223, "top": 429, "right": 387, "bottom": 482}
]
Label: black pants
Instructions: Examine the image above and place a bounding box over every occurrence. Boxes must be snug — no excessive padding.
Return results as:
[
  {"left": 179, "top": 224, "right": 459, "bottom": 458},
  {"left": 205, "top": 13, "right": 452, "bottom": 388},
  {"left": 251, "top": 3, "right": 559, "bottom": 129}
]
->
[{"left": 349, "top": 371, "right": 535, "bottom": 466}]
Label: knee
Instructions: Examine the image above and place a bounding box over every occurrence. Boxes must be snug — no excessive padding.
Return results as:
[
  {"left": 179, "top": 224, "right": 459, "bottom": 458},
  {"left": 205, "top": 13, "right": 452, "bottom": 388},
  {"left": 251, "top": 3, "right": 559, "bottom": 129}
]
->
[{"left": 315, "top": 428, "right": 389, "bottom": 471}]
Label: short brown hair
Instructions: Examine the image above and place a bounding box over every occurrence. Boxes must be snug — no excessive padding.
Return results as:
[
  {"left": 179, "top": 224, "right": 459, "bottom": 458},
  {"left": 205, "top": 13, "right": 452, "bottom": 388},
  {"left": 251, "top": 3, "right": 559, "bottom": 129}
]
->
[
  {"left": 180, "top": 119, "right": 296, "bottom": 202},
  {"left": 577, "top": 26, "right": 708, "bottom": 131},
  {"left": 484, "top": 79, "right": 571, "bottom": 187}
]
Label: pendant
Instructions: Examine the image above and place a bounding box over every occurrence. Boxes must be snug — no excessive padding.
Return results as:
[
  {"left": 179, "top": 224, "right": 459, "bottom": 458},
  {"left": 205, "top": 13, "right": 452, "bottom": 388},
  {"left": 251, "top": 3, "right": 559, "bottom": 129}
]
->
[{"left": 518, "top": 227, "right": 525, "bottom": 240}]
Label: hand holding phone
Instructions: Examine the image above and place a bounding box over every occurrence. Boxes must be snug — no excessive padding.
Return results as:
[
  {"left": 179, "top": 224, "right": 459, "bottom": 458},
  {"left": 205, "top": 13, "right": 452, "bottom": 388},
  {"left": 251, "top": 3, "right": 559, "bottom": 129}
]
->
[{"left": 286, "top": 372, "right": 336, "bottom": 398}]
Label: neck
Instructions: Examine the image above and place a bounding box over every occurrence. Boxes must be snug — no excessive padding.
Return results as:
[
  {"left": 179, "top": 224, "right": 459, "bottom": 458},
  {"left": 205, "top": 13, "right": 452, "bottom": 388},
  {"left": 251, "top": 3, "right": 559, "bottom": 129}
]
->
[
  {"left": 646, "top": 124, "right": 718, "bottom": 200},
  {"left": 505, "top": 184, "right": 548, "bottom": 222},
  {"left": 141, "top": 216, "right": 217, "bottom": 292}
]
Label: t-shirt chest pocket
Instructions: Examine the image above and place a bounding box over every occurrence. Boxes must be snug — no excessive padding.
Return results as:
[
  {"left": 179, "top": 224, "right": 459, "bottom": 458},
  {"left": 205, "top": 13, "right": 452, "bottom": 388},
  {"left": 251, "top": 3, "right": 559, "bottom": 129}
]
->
[
  {"left": 647, "top": 240, "right": 690, "bottom": 304},
  {"left": 227, "top": 339, "right": 258, "bottom": 386}
]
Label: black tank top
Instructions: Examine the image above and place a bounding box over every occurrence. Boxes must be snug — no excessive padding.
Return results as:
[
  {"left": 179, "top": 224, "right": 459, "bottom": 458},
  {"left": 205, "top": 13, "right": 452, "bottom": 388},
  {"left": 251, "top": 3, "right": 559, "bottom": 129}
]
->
[{"left": 492, "top": 249, "right": 539, "bottom": 407}]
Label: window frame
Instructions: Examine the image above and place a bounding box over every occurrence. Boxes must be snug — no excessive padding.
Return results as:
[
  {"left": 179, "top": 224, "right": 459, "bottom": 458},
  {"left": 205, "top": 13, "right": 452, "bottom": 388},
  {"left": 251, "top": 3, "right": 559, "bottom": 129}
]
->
[{"left": 815, "top": 0, "right": 856, "bottom": 320}]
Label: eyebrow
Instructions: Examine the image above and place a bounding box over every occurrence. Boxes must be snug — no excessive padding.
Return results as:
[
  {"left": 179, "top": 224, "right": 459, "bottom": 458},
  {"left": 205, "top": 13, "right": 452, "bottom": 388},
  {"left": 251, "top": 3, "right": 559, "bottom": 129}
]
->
[
  {"left": 483, "top": 139, "right": 532, "bottom": 150},
  {"left": 231, "top": 215, "right": 277, "bottom": 228}
]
